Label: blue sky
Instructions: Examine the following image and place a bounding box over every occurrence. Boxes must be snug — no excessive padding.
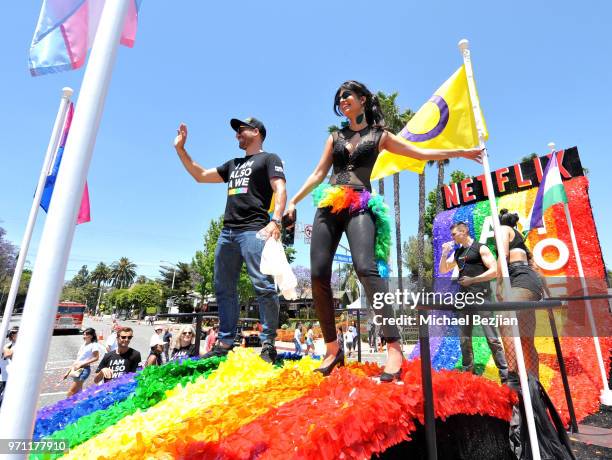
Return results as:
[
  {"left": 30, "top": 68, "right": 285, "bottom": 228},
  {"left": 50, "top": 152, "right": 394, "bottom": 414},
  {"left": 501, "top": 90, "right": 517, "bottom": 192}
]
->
[{"left": 1, "top": 1, "right": 611, "bottom": 280}]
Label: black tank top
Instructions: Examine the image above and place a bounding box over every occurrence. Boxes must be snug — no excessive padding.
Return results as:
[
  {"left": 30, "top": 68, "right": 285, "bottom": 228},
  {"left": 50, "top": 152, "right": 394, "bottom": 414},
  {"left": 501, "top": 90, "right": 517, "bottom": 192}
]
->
[
  {"left": 507, "top": 226, "right": 529, "bottom": 252},
  {"left": 454, "top": 241, "right": 490, "bottom": 293},
  {"left": 330, "top": 126, "right": 384, "bottom": 191}
]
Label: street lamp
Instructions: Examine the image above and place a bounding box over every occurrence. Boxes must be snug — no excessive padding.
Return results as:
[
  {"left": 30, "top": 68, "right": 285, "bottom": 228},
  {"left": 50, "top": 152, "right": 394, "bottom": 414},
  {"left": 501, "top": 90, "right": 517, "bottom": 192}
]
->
[{"left": 160, "top": 260, "right": 177, "bottom": 290}]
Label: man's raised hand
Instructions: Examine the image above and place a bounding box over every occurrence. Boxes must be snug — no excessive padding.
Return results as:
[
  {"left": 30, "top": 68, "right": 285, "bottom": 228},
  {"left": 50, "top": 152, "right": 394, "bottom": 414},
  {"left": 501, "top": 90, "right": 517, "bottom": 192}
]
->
[{"left": 174, "top": 123, "right": 188, "bottom": 150}]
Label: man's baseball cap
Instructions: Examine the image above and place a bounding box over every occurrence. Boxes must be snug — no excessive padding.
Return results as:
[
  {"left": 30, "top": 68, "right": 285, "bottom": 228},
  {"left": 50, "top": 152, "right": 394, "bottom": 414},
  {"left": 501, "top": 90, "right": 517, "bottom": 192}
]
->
[{"left": 230, "top": 117, "right": 266, "bottom": 140}]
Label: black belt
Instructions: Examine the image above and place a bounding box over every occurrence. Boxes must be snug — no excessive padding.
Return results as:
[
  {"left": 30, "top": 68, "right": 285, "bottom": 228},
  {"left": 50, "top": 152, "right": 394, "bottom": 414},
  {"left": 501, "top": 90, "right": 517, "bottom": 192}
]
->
[{"left": 508, "top": 261, "right": 529, "bottom": 267}]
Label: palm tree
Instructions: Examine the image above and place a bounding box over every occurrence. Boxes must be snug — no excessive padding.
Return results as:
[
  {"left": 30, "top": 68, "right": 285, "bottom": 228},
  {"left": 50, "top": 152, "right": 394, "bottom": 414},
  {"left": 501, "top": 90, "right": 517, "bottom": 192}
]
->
[
  {"left": 110, "top": 257, "right": 137, "bottom": 289},
  {"left": 376, "top": 92, "right": 414, "bottom": 292},
  {"left": 434, "top": 159, "right": 449, "bottom": 215},
  {"left": 90, "top": 262, "right": 111, "bottom": 313},
  {"left": 417, "top": 171, "right": 426, "bottom": 289},
  {"left": 90, "top": 262, "right": 110, "bottom": 287}
]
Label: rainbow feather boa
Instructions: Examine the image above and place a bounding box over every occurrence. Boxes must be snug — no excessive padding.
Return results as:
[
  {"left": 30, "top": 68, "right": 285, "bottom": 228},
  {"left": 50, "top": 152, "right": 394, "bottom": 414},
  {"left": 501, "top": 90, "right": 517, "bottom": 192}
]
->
[{"left": 312, "top": 183, "right": 391, "bottom": 277}]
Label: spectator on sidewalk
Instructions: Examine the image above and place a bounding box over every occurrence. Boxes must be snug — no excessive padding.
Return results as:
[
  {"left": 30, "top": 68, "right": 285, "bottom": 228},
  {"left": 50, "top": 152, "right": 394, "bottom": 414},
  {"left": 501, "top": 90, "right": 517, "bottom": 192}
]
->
[
  {"left": 105, "top": 320, "right": 121, "bottom": 353},
  {"left": 66, "top": 328, "right": 100, "bottom": 397},
  {"left": 305, "top": 325, "right": 315, "bottom": 356},
  {"left": 204, "top": 326, "right": 217, "bottom": 354},
  {"left": 94, "top": 327, "right": 141, "bottom": 383},
  {"left": 0, "top": 327, "right": 18, "bottom": 406},
  {"left": 293, "top": 323, "right": 302, "bottom": 355},
  {"left": 145, "top": 335, "right": 166, "bottom": 367},
  {"left": 170, "top": 325, "right": 199, "bottom": 361},
  {"left": 344, "top": 328, "right": 354, "bottom": 358},
  {"left": 162, "top": 327, "right": 172, "bottom": 362}
]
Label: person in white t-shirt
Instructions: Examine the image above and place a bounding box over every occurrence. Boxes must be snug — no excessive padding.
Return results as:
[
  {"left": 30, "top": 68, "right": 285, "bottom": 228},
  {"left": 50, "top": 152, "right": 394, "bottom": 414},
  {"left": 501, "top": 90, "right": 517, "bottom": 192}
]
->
[
  {"left": 105, "top": 321, "right": 121, "bottom": 353},
  {"left": 67, "top": 328, "right": 100, "bottom": 397},
  {"left": 0, "top": 327, "right": 18, "bottom": 406},
  {"left": 293, "top": 323, "right": 302, "bottom": 355},
  {"left": 305, "top": 325, "right": 315, "bottom": 356}
]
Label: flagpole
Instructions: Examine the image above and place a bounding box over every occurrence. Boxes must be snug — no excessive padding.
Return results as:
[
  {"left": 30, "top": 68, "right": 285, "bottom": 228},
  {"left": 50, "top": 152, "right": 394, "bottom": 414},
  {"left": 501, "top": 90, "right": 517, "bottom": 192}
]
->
[
  {"left": 561, "top": 198, "right": 612, "bottom": 405},
  {"left": 0, "top": 0, "right": 131, "bottom": 445},
  {"left": 459, "top": 39, "right": 542, "bottom": 460},
  {"left": 0, "top": 87, "right": 72, "bottom": 349}
]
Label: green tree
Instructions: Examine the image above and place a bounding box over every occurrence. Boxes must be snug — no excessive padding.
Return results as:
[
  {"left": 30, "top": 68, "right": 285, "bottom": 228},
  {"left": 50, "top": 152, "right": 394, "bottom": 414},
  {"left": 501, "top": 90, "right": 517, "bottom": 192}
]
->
[
  {"left": 192, "top": 216, "right": 255, "bottom": 308},
  {"left": 90, "top": 262, "right": 111, "bottom": 313},
  {"left": 70, "top": 265, "right": 90, "bottom": 288},
  {"left": 61, "top": 283, "right": 98, "bottom": 309},
  {"left": 130, "top": 282, "right": 163, "bottom": 318},
  {"left": 403, "top": 236, "right": 433, "bottom": 285},
  {"left": 110, "top": 257, "right": 137, "bottom": 289},
  {"left": 520, "top": 153, "right": 538, "bottom": 163},
  {"left": 423, "top": 169, "right": 467, "bottom": 239},
  {"left": 105, "top": 288, "right": 131, "bottom": 314},
  {"left": 193, "top": 217, "right": 224, "bottom": 297},
  {"left": 339, "top": 263, "right": 359, "bottom": 303}
]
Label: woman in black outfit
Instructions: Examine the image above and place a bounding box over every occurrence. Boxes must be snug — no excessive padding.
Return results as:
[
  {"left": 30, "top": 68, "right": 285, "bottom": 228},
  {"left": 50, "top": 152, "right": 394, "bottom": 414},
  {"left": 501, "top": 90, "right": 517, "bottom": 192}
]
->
[
  {"left": 495, "top": 209, "right": 544, "bottom": 378},
  {"left": 285, "top": 81, "right": 482, "bottom": 381}
]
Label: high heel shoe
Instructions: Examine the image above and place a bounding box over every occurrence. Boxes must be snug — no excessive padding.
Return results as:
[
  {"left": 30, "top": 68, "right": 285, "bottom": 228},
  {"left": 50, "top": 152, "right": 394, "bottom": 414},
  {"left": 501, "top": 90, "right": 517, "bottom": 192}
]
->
[
  {"left": 314, "top": 349, "right": 345, "bottom": 377},
  {"left": 379, "top": 369, "right": 402, "bottom": 382},
  {"left": 379, "top": 356, "right": 406, "bottom": 382}
]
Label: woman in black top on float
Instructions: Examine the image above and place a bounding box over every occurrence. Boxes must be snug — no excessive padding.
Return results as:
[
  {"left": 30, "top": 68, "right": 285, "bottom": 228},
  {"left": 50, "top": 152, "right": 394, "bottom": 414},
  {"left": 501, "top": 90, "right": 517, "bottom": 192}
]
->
[
  {"left": 495, "top": 209, "right": 545, "bottom": 379},
  {"left": 285, "top": 81, "right": 482, "bottom": 381}
]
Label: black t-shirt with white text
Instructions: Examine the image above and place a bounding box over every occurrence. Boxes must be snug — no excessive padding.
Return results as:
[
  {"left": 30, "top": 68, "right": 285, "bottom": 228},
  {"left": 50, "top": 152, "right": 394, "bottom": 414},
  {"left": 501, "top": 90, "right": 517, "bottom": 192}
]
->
[
  {"left": 96, "top": 348, "right": 141, "bottom": 382},
  {"left": 216, "top": 152, "right": 285, "bottom": 230},
  {"left": 170, "top": 344, "right": 198, "bottom": 361}
]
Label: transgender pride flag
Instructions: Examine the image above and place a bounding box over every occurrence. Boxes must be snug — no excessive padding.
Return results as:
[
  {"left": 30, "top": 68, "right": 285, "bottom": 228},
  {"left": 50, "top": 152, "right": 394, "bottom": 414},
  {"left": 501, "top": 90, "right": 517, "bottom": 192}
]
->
[
  {"left": 528, "top": 152, "right": 568, "bottom": 230},
  {"left": 29, "top": 0, "right": 142, "bottom": 76}
]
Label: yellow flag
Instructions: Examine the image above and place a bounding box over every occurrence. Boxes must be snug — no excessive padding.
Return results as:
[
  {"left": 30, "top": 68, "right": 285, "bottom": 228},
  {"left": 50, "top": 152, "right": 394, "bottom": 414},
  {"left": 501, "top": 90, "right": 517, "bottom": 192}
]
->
[{"left": 371, "top": 65, "right": 487, "bottom": 180}]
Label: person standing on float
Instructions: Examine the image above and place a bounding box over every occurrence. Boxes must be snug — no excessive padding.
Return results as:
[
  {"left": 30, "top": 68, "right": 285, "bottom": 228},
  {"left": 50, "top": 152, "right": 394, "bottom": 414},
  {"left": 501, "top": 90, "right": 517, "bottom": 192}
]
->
[
  {"left": 439, "top": 221, "right": 508, "bottom": 383},
  {"left": 174, "top": 118, "right": 286, "bottom": 364},
  {"left": 285, "top": 81, "right": 482, "bottom": 381}
]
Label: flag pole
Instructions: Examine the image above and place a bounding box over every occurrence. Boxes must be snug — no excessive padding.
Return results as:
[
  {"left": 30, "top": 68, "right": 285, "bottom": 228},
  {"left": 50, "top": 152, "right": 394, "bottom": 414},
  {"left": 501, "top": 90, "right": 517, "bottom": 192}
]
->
[
  {"left": 458, "top": 39, "right": 542, "bottom": 460},
  {"left": 0, "top": 87, "right": 73, "bottom": 349},
  {"left": 0, "top": 0, "right": 131, "bottom": 444}
]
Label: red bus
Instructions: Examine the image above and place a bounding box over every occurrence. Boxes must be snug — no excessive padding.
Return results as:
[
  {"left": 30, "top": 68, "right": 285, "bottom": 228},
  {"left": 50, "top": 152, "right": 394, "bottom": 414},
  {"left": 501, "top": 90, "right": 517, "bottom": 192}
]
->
[{"left": 55, "top": 302, "right": 86, "bottom": 332}]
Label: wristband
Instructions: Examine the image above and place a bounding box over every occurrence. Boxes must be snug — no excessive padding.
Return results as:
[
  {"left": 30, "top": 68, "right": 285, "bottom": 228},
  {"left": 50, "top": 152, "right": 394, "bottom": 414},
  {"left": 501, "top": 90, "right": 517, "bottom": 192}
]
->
[{"left": 271, "top": 217, "right": 282, "bottom": 227}]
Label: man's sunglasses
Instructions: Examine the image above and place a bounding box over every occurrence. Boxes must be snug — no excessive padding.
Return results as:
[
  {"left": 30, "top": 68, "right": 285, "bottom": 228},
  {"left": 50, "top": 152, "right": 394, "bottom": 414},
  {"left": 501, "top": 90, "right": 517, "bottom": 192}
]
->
[
  {"left": 237, "top": 126, "right": 255, "bottom": 134},
  {"left": 119, "top": 335, "right": 133, "bottom": 340}
]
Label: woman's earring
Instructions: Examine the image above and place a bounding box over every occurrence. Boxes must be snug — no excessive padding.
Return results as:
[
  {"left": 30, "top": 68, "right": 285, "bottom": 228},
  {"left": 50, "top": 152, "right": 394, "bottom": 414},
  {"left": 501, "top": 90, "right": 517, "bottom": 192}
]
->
[{"left": 341, "top": 117, "right": 349, "bottom": 128}]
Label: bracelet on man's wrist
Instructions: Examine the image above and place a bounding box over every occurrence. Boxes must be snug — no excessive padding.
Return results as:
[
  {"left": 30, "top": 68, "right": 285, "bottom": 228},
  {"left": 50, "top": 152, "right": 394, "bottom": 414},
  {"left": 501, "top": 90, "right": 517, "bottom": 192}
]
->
[{"left": 271, "top": 218, "right": 282, "bottom": 227}]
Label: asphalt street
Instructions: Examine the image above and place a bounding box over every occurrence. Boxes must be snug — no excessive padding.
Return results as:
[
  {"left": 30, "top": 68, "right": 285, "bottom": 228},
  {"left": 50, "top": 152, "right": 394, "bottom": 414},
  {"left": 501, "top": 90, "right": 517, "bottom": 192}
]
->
[{"left": 4, "top": 315, "right": 165, "bottom": 409}]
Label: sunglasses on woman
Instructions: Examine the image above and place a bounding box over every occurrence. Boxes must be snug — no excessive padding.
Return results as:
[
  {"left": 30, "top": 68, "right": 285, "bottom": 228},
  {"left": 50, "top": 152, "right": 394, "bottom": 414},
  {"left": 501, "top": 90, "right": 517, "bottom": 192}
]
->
[
  {"left": 181, "top": 332, "right": 193, "bottom": 336},
  {"left": 339, "top": 90, "right": 353, "bottom": 100}
]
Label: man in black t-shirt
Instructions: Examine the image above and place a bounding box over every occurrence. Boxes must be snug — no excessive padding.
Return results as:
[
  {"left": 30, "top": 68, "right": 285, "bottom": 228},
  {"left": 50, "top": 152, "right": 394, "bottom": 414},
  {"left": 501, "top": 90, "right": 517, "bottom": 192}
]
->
[
  {"left": 94, "top": 327, "right": 141, "bottom": 383},
  {"left": 439, "top": 222, "right": 508, "bottom": 383},
  {"left": 174, "top": 117, "right": 286, "bottom": 364}
]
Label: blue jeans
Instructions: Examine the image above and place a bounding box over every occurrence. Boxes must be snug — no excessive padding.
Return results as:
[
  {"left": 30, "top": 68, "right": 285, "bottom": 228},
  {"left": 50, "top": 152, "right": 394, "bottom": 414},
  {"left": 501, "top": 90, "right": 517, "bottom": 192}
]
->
[
  {"left": 293, "top": 338, "right": 302, "bottom": 354},
  {"left": 214, "top": 228, "right": 279, "bottom": 346}
]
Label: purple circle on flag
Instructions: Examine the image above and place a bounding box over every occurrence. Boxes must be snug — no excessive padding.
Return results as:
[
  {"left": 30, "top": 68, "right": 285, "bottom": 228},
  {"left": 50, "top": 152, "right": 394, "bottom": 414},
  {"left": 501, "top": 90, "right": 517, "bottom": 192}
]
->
[{"left": 402, "top": 95, "right": 449, "bottom": 142}]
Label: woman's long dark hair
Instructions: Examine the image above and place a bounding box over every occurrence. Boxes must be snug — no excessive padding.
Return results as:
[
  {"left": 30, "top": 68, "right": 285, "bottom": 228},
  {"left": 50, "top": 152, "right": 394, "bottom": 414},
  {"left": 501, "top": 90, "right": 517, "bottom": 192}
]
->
[
  {"left": 83, "top": 327, "right": 98, "bottom": 343},
  {"left": 499, "top": 208, "right": 519, "bottom": 228},
  {"left": 333, "top": 81, "right": 385, "bottom": 127}
]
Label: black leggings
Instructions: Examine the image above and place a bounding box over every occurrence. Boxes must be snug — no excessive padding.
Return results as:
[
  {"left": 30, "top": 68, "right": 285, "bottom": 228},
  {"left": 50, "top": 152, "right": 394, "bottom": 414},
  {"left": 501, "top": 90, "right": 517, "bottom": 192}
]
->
[{"left": 310, "top": 207, "right": 400, "bottom": 343}]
